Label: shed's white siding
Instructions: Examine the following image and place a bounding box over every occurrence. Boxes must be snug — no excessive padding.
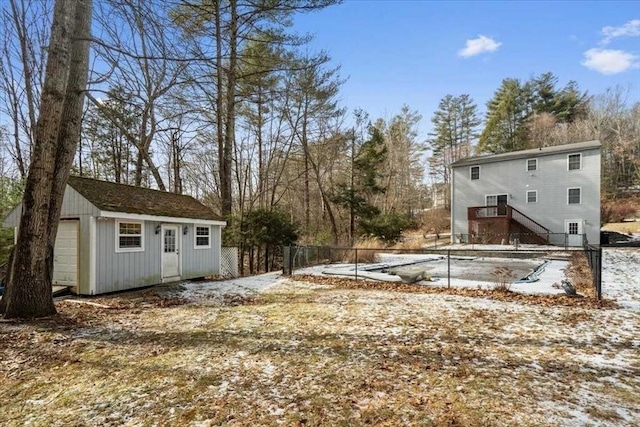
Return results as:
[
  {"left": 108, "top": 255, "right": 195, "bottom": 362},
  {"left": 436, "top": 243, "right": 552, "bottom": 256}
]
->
[
  {"left": 2, "top": 186, "right": 99, "bottom": 228},
  {"left": 96, "top": 219, "right": 162, "bottom": 293},
  {"left": 94, "top": 219, "right": 223, "bottom": 294},
  {"left": 182, "top": 224, "right": 222, "bottom": 278},
  {"left": 452, "top": 145, "right": 601, "bottom": 245},
  {"left": 3, "top": 184, "right": 225, "bottom": 295},
  {"left": 2, "top": 186, "right": 98, "bottom": 294}
]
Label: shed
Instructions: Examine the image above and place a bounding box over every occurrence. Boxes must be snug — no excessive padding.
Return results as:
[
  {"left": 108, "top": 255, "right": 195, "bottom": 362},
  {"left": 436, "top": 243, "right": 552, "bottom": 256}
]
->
[{"left": 2, "top": 176, "right": 226, "bottom": 295}]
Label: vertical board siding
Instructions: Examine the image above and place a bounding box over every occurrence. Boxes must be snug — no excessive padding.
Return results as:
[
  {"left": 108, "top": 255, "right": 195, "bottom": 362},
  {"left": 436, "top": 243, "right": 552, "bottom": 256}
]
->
[
  {"left": 2, "top": 185, "right": 99, "bottom": 227},
  {"left": 452, "top": 147, "right": 601, "bottom": 245},
  {"left": 182, "top": 224, "right": 222, "bottom": 278},
  {"left": 96, "top": 220, "right": 162, "bottom": 293}
]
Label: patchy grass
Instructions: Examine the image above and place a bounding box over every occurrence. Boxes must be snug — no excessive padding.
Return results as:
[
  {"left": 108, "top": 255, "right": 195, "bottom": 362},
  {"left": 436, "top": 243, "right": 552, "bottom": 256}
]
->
[{"left": 0, "top": 279, "right": 637, "bottom": 426}]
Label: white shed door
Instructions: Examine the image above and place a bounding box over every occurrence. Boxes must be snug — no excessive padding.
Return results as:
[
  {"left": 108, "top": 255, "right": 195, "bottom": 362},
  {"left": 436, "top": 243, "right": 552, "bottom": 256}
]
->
[
  {"left": 161, "top": 225, "right": 180, "bottom": 281},
  {"left": 53, "top": 221, "right": 79, "bottom": 288}
]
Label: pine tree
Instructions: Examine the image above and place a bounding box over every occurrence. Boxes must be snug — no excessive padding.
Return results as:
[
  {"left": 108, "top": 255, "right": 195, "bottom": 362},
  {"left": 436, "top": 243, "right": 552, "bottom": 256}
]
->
[
  {"left": 428, "top": 94, "right": 480, "bottom": 185},
  {"left": 332, "top": 125, "right": 387, "bottom": 244}
]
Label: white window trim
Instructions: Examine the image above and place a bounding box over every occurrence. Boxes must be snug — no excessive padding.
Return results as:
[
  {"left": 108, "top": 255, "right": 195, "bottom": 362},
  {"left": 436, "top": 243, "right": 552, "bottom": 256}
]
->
[
  {"left": 567, "top": 187, "right": 582, "bottom": 205},
  {"left": 526, "top": 190, "right": 538, "bottom": 203},
  {"left": 194, "top": 224, "right": 212, "bottom": 249},
  {"left": 470, "top": 165, "right": 480, "bottom": 180},
  {"left": 526, "top": 158, "right": 537, "bottom": 171},
  {"left": 115, "top": 219, "right": 145, "bottom": 253},
  {"left": 485, "top": 193, "right": 509, "bottom": 205},
  {"left": 567, "top": 153, "right": 582, "bottom": 171}
]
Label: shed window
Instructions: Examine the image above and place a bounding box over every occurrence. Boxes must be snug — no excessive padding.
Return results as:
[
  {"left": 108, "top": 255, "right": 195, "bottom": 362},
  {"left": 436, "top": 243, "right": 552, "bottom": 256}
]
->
[
  {"left": 526, "top": 190, "right": 537, "bottom": 203},
  {"left": 470, "top": 166, "right": 480, "bottom": 180},
  {"left": 195, "top": 225, "right": 211, "bottom": 249},
  {"left": 526, "top": 159, "right": 537, "bottom": 171},
  {"left": 568, "top": 153, "right": 581, "bottom": 170},
  {"left": 116, "top": 221, "right": 144, "bottom": 252},
  {"left": 568, "top": 188, "right": 581, "bottom": 204}
]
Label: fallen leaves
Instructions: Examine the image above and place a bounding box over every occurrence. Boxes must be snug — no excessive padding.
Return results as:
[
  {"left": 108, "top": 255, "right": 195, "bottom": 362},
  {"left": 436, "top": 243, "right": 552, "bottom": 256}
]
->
[
  {"left": 293, "top": 274, "right": 617, "bottom": 309},
  {"left": 0, "top": 275, "right": 637, "bottom": 426}
]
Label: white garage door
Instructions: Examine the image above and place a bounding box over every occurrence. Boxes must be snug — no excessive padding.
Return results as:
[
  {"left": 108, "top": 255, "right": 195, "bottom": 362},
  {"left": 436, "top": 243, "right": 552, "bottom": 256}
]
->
[{"left": 53, "top": 221, "right": 79, "bottom": 289}]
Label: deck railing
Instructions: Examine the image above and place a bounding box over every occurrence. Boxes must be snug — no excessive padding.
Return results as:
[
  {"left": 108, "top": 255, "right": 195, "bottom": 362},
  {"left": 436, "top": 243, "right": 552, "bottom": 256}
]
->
[{"left": 468, "top": 205, "right": 551, "bottom": 242}]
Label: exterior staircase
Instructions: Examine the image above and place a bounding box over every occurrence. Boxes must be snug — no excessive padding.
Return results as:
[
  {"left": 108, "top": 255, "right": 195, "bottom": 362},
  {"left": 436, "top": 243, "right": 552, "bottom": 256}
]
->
[{"left": 467, "top": 204, "right": 551, "bottom": 244}]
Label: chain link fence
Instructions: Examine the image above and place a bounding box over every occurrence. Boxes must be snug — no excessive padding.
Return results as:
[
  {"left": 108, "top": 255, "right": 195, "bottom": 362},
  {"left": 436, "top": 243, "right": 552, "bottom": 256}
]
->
[
  {"left": 454, "top": 232, "right": 584, "bottom": 249},
  {"left": 284, "top": 242, "right": 603, "bottom": 300}
]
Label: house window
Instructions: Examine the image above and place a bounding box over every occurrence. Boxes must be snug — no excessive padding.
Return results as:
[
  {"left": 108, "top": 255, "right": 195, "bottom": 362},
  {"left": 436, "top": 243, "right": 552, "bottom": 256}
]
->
[
  {"left": 526, "top": 159, "right": 537, "bottom": 171},
  {"left": 568, "top": 153, "right": 581, "bottom": 170},
  {"left": 568, "top": 188, "right": 581, "bottom": 204},
  {"left": 195, "top": 225, "right": 211, "bottom": 249},
  {"left": 116, "top": 220, "right": 144, "bottom": 252},
  {"left": 526, "top": 190, "right": 537, "bottom": 203},
  {"left": 470, "top": 166, "right": 480, "bottom": 180}
]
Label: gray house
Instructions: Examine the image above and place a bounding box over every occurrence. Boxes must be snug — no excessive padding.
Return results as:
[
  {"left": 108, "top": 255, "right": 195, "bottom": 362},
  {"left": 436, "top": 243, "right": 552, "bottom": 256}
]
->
[
  {"left": 3, "top": 176, "right": 226, "bottom": 295},
  {"left": 450, "top": 140, "right": 601, "bottom": 246}
]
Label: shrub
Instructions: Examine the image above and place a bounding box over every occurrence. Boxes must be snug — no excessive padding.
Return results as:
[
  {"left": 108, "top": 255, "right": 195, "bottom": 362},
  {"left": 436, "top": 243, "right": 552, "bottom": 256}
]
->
[
  {"left": 358, "top": 211, "right": 413, "bottom": 243},
  {"left": 564, "top": 252, "right": 594, "bottom": 297},
  {"left": 421, "top": 207, "right": 450, "bottom": 235},
  {"left": 491, "top": 266, "right": 515, "bottom": 292},
  {"left": 601, "top": 199, "right": 638, "bottom": 224},
  {"left": 347, "top": 238, "right": 383, "bottom": 263}
]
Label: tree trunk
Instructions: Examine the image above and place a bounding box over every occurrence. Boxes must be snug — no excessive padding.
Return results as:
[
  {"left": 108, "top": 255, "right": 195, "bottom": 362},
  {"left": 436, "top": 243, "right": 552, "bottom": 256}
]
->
[
  {"left": 220, "top": 0, "right": 238, "bottom": 217},
  {"left": 2, "top": 0, "right": 92, "bottom": 319}
]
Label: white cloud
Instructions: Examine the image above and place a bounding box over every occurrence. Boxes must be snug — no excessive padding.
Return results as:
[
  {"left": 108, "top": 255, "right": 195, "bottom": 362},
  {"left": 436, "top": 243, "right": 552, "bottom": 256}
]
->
[
  {"left": 458, "top": 35, "right": 501, "bottom": 58},
  {"left": 581, "top": 48, "right": 639, "bottom": 74},
  {"left": 601, "top": 19, "right": 640, "bottom": 44}
]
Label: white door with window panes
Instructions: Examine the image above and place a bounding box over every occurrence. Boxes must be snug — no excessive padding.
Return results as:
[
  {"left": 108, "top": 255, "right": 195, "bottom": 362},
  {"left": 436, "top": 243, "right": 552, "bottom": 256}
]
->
[
  {"left": 565, "top": 220, "right": 583, "bottom": 247},
  {"left": 161, "top": 225, "right": 180, "bottom": 280},
  {"left": 485, "top": 194, "right": 508, "bottom": 216}
]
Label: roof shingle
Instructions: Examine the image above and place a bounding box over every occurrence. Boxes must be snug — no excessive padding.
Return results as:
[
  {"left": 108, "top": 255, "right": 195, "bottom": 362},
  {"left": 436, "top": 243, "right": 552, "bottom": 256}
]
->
[
  {"left": 451, "top": 140, "right": 601, "bottom": 168},
  {"left": 67, "top": 176, "right": 223, "bottom": 221}
]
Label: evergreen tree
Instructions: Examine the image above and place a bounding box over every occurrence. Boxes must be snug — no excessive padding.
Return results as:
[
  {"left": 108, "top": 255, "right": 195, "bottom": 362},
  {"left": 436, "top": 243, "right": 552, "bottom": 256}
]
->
[
  {"left": 428, "top": 94, "right": 480, "bottom": 185},
  {"left": 479, "top": 73, "right": 587, "bottom": 154},
  {"left": 478, "top": 78, "right": 532, "bottom": 154},
  {"left": 332, "top": 125, "right": 387, "bottom": 244}
]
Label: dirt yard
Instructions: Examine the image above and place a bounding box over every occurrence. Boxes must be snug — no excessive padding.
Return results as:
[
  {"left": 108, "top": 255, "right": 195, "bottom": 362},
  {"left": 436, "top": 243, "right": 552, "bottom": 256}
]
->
[{"left": 0, "top": 250, "right": 639, "bottom": 426}]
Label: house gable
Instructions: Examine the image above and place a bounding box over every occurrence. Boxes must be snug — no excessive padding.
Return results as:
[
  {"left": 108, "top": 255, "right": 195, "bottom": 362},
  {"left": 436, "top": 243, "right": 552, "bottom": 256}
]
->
[{"left": 2, "top": 185, "right": 99, "bottom": 228}]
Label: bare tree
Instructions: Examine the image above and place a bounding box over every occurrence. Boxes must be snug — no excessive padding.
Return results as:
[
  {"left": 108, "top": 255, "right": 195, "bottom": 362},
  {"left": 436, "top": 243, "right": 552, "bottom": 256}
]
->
[
  {"left": 2, "top": 0, "right": 92, "bottom": 319},
  {"left": 0, "top": 0, "right": 52, "bottom": 178}
]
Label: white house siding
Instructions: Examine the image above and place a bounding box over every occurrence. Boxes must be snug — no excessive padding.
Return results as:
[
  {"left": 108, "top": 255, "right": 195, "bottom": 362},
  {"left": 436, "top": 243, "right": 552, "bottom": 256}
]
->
[
  {"left": 94, "top": 220, "right": 223, "bottom": 294},
  {"left": 95, "top": 219, "right": 162, "bottom": 293},
  {"left": 2, "top": 186, "right": 99, "bottom": 228},
  {"left": 2, "top": 186, "right": 99, "bottom": 295},
  {"left": 452, "top": 146, "right": 601, "bottom": 245},
  {"left": 181, "top": 224, "right": 222, "bottom": 278}
]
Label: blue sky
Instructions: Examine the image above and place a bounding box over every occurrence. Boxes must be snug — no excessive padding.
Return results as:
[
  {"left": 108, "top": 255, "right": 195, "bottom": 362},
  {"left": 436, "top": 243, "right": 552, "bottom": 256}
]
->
[{"left": 293, "top": 1, "right": 640, "bottom": 133}]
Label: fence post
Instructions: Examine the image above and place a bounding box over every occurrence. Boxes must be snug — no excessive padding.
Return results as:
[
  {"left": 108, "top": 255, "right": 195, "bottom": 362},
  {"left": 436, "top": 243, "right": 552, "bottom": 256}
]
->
[
  {"left": 596, "top": 246, "right": 602, "bottom": 301},
  {"left": 564, "top": 233, "right": 568, "bottom": 250},
  {"left": 355, "top": 248, "right": 358, "bottom": 281},
  {"left": 289, "top": 245, "right": 294, "bottom": 275},
  {"left": 447, "top": 250, "right": 451, "bottom": 289}
]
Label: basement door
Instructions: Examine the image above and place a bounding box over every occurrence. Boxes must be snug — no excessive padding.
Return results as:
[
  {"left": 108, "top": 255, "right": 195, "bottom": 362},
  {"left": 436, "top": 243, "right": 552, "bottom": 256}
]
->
[
  {"left": 565, "top": 220, "right": 583, "bottom": 247},
  {"left": 161, "top": 225, "right": 181, "bottom": 282}
]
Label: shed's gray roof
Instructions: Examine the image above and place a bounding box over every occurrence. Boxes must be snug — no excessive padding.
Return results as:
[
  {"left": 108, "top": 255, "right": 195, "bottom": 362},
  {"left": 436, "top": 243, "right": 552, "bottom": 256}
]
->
[
  {"left": 67, "top": 176, "right": 223, "bottom": 221},
  {"left": 451, "top": 140, "right": 601, "bottom": 168}
]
